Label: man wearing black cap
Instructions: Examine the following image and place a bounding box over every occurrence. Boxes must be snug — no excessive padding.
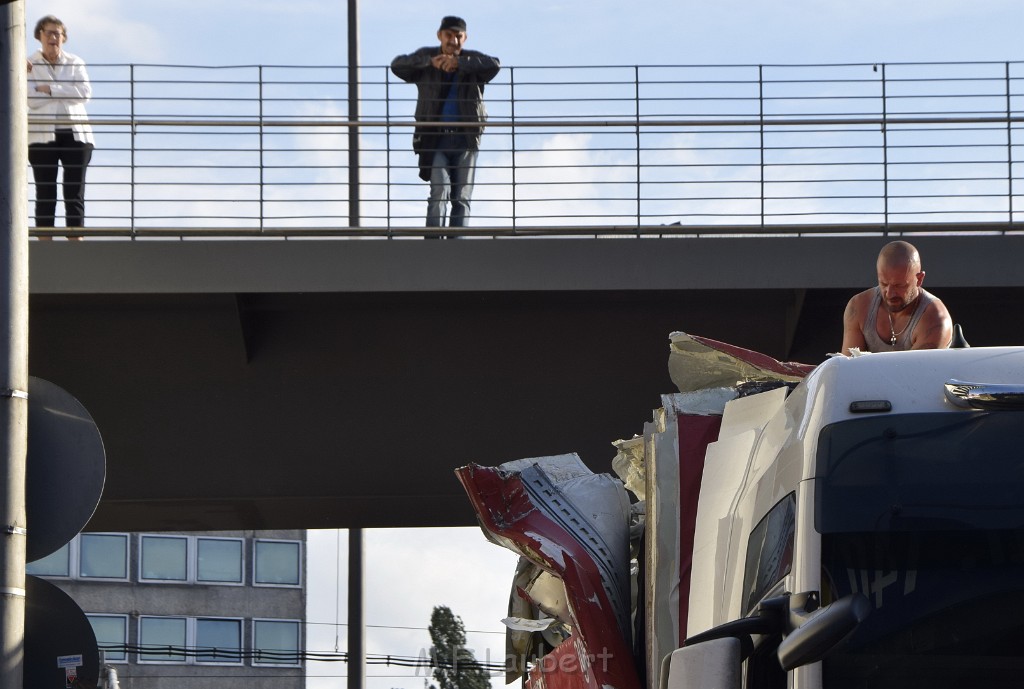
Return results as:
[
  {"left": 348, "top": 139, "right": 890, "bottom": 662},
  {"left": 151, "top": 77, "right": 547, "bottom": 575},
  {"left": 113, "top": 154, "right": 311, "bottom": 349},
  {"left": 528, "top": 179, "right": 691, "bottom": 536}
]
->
[{"left": 391, "top": 16, "right": 500, "bottom": 231}]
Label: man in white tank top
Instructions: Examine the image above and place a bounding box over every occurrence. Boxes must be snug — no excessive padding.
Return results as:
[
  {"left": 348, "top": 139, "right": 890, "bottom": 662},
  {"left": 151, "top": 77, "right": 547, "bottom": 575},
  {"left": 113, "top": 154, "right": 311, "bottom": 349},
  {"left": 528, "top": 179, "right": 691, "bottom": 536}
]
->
[{"left": 841, "top": 241, "right": 953, "bottom": 355}]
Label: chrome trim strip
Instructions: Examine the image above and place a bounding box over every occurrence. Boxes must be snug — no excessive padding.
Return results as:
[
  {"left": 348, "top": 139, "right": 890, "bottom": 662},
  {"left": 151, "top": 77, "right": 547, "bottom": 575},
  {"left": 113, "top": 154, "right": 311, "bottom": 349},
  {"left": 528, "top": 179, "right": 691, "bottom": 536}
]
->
[{"left": 945, "top": 379, "right": 1024, "bottom": 409}]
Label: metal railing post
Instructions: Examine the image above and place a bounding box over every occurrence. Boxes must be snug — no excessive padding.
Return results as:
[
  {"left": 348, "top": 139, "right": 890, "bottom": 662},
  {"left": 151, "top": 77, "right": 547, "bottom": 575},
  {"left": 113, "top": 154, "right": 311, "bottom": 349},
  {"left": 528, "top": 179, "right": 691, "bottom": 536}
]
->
[
  {"left": 130, "top": 65, "right": 136, "bottom": 236},
  {"left": 259, "top": 65, "right": 265, "bottom": 233},
  {"left": 634, "top": 65, "right": 641, "bottom": 233},
  {"left": 881, "top": 63, "right": 889, "bottom": 233},
  {"left": 1006, "top": 61, "right": 1014, "bottom": 231},
  {"left": 509, "top": 66, "right": 516, "bottom": 230},
  {"left": 759, "top": 65, "right": 765, "bottom": 228},
  {"left": 347, "top": 0, "right": 362, "bottom": 229},
  {"left": 385, "top": 66, "right": 392, "bottom": 236}
]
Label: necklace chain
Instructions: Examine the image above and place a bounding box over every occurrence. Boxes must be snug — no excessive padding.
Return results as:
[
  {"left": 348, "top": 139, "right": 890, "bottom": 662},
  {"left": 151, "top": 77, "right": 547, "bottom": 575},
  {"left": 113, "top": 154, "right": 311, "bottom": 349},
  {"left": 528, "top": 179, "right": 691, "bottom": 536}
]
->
[{"left": 887, "top": 311, "right": 910, "bottom": 346}]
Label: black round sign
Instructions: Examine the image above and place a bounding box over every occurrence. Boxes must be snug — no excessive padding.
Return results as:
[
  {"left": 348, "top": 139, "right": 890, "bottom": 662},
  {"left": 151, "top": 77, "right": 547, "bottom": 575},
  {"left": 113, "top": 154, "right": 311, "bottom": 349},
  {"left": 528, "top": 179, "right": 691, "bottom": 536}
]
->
[
  {"left": 24, "top": 575, "right": 101, "bottom": 689},
  {"left": 26, "top": 376, "right": 106, "bottom": 563}
]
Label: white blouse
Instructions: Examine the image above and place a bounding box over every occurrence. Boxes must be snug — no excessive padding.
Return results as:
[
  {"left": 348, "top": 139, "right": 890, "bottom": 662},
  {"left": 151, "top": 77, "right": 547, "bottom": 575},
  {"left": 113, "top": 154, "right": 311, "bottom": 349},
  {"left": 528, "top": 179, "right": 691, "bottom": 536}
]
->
[{"left": 27, "top": 49, "right": 95, "bottom": 146}]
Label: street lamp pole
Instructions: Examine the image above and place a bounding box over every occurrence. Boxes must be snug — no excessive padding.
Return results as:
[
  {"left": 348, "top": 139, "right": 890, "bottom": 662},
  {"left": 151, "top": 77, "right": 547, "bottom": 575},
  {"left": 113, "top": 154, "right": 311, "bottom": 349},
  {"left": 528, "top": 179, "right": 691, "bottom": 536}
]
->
[{"left": 0, "top": 2, "right": 31, "bottom": 688}]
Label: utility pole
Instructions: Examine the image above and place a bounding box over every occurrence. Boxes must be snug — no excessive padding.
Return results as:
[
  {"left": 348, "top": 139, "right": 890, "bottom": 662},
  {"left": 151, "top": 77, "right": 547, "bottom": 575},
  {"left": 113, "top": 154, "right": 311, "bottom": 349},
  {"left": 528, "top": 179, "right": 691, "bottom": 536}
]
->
[
  {"left": 0, "top": 2, "right": 30, "bottom": 689},
  {"left": 348, "top": 528, "right": 365, "bottom": 689},
  {"left": 346, "top": 3, "right": 365, "bottom": 685}
]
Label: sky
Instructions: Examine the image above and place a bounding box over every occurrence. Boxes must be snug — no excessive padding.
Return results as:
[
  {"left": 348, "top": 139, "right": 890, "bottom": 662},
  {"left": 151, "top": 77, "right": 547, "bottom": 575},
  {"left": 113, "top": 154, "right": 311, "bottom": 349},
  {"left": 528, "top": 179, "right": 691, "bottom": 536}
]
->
[
  {"left": 15, "top": 0, "right": 1024, "bottom": 687},
  {"left": 20, "top": 0, "right": 1024, "bottom": 69},
  {"left": 303, "top": 528, "right": 520, "bottom": 689}
]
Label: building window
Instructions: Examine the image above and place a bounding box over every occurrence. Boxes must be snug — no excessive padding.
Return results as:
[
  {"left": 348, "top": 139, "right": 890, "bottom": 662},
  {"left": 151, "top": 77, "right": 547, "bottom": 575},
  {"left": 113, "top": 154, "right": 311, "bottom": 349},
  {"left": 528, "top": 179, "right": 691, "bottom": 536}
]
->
[
  {"left": 87, "top": 614, "right": 128, "bottom": 663},
  {"left": 253, "top": 619, "right": 301, "bottom": 666},
  {"left": 138, "top": 616, "right": 187, "bottom": 663},
  {"left": 79, "top": 534, "right": 129, "bottom": 580},
  {"left": 140, "top": 535, "right": 188, "bottom": 582},
  {"left": 253, "top": 540, "right": 301, "bottom": 586},
  {"left": 138, "top": 616, "right": 244, "bottom": 666},
  {"left": 136, "top": 534, "right": 244, "bottom": 585},
  {"left": 26, "top": 542, "right": 70, "bottom": 577},
  {"left": 195, "top": 618, "right": 243, "bottom": 665},
  {"left": 197, "top": 537, "right": 243, "bottom": 584}
]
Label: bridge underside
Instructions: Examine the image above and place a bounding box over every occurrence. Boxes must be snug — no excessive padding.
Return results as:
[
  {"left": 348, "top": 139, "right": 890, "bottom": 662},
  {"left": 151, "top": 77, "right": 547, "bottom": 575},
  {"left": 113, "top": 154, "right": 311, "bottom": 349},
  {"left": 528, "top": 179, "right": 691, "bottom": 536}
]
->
[{"left": 27, "top": 234, "right": 1024, "bottom": 531}]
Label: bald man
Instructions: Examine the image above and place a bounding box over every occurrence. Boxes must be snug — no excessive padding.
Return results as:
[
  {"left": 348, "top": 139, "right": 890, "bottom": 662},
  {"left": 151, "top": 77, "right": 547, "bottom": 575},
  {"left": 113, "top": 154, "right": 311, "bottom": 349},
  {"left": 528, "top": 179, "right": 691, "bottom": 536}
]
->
[{"left": 841, "top": 241, "right": 953, "bottom": 355}]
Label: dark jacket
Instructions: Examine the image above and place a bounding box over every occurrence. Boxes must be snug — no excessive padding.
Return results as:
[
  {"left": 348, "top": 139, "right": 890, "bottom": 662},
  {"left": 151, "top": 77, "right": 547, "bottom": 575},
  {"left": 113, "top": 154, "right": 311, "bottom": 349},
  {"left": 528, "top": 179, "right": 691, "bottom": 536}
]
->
[{"left": 390, "top": 47, "right": 501, "bottom": 158}]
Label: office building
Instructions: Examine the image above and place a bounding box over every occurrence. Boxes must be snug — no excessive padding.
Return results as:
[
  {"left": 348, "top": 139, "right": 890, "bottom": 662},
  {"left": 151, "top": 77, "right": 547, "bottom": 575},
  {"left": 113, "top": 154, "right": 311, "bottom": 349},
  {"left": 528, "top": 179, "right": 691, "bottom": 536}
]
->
[{"left": 27, "top": 529, "right": 306, "bottom": 689}]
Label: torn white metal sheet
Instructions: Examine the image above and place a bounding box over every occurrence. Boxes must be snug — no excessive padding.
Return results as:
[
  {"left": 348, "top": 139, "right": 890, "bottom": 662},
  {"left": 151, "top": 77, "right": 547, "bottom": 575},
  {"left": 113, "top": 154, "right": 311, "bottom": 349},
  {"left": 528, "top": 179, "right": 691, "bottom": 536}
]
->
[{"left": 668, "top": 331, "right": 814, "bottom": 393}]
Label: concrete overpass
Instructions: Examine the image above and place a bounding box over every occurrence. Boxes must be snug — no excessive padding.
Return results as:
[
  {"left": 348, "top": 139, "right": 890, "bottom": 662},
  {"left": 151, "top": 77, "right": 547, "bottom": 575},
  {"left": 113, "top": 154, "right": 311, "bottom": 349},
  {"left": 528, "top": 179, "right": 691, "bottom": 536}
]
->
[{"left": 28, "top": 232, "right": 1024, "bottom": 532}]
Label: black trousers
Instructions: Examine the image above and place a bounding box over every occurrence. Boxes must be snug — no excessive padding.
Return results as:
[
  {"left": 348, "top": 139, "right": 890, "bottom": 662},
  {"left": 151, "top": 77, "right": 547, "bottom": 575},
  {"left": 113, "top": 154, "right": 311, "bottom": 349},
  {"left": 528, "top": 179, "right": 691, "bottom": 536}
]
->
[{"left": 28, "top": 129, "right": 95, "bottom": 228}]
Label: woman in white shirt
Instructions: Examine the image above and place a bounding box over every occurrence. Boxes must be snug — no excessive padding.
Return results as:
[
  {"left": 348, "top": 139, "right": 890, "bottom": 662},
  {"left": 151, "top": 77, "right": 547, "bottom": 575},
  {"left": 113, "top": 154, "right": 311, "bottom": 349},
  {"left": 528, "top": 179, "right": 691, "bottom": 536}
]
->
[{"left": 26, "top": 15, "right": 95, "bottom": 234}]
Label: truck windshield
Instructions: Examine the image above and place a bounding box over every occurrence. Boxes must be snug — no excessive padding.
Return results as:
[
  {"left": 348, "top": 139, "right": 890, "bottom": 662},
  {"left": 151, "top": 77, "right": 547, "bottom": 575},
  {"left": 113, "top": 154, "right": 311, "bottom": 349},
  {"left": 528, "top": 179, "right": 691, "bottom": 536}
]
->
[{"left": 815, "top": 412, "right": 1024, "bottom": 688}]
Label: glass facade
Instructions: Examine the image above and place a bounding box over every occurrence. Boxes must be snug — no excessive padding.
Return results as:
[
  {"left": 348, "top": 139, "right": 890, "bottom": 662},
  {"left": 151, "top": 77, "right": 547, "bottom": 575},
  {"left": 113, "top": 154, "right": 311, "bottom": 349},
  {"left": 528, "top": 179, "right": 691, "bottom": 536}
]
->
[
  {"left": 28, "top": 531, "right": 304, "bottom": 678},
  {"left": 253, "top": 619, "right": 301, "bottom": 666},
  {"left": 198, "top": 538, "right": 244, "bottom": 583},
  {"left": 139, "top": 616, "right": 187, "bottom": 662},
  {"left": 26, "top": 542, "right": 71, "bottom": 577},
  {"left": 87, "top": 614, "right": 128, "bottom": 662},
  {"left": 195, "top": 618, "right": 243, "bottom": 664},
  {"left": 140, "top": 535, "right": 188, "bottom": 581},
  {"left": 80, "top": 534, "right": 128, "bottom": 579},
  {"left": 254, "top": 540, "right": 301, "bottom": 586}
]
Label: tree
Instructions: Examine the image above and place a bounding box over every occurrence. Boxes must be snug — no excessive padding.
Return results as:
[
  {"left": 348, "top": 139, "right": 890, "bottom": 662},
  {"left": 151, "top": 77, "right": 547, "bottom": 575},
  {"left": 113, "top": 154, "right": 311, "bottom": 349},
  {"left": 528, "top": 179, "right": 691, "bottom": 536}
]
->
[{"left": 427, "top": 605, "right": 492, "bottom": 689}]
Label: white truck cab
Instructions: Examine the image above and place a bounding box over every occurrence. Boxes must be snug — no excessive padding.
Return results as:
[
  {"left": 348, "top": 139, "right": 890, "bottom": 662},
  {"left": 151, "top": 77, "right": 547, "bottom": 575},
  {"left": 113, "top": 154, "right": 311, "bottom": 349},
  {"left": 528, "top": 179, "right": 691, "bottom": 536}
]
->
[{"left": 458, "top": 336, "right": 1024, "bottom": 689}]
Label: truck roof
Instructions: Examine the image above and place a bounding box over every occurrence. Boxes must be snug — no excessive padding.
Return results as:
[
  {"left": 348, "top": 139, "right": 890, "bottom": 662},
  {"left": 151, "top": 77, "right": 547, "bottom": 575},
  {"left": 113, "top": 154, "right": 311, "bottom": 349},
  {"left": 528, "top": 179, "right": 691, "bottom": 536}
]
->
[{"left": 803, "top": 347, "right": 1024, "bottom": 428}]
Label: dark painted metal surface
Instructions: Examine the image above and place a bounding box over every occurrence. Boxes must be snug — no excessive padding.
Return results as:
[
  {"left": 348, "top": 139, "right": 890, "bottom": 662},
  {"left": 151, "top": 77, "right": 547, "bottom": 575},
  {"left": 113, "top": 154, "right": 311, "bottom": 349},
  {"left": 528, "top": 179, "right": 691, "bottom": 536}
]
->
[
  {"left": 26, "top": 377, "right": 105, "bottom": 562},
  {"left": 24, "top": 575, "right": 100, "bottom": 689}
]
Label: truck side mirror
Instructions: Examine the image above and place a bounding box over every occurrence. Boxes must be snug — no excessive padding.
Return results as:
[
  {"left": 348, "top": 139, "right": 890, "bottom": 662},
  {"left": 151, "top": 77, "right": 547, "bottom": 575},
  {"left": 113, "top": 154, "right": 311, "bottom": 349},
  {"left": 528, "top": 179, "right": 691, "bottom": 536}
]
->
[
  {"left": 675, "top": 591, "right": 871, "bottom": 684},
  {"left": 661, "top": 637, "right": 741, "bottom": 689},
  {"left": 777, "top": 593, "right": 871, "bottom": 670}
]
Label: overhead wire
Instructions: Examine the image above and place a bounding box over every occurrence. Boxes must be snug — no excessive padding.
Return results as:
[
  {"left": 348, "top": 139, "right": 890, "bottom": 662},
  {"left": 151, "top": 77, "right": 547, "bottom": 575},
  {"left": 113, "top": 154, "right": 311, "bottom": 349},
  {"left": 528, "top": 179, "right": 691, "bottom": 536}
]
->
[{"left": 100, "top": 644, "right": 509, "bottom": 672}]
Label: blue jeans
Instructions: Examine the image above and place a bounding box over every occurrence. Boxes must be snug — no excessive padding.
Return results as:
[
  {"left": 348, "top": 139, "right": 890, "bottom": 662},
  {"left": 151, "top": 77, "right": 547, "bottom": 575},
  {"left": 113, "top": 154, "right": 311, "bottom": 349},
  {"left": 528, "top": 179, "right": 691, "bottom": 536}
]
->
[{"left": 427, "top": 134, "right": 478, "bottom": 228}]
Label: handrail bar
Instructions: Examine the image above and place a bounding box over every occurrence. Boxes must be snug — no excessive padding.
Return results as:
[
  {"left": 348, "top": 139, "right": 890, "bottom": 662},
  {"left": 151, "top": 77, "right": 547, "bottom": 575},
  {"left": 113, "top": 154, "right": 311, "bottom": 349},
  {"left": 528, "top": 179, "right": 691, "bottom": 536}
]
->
[{"left": 30, "top": 115, "right": 1024, "bottom": 129}]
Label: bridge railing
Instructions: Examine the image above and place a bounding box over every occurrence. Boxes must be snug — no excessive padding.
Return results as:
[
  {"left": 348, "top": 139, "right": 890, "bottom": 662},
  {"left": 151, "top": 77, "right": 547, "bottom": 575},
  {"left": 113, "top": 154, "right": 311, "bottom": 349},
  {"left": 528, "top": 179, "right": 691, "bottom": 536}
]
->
[{"left": 27, "top": 61, "right": 1024, "bottom": 237}]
